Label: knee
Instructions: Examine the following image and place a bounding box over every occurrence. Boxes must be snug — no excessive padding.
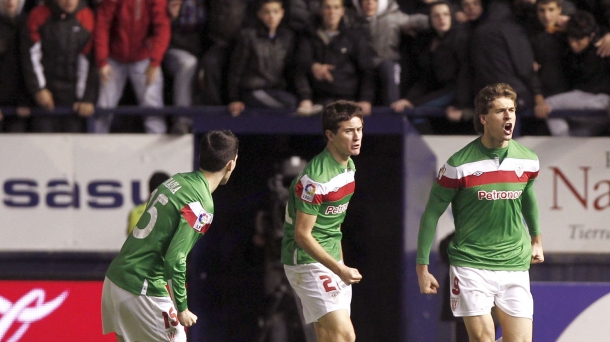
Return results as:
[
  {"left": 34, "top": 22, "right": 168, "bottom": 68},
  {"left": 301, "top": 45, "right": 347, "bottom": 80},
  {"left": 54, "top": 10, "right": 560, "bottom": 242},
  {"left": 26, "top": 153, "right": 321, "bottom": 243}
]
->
[
  {"left": 332, "top": 327, "right": 356, "bottom": 342},
  {"left": 179, "top": 55, "right": 198, "bottom": 72}
]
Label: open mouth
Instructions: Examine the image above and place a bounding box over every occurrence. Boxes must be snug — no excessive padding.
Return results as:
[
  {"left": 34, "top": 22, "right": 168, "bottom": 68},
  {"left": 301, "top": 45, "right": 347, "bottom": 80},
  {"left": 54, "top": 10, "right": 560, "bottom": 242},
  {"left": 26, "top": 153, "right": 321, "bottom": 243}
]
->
[{"left": 503, "top": 123, "right": 513, "bottom": 135}]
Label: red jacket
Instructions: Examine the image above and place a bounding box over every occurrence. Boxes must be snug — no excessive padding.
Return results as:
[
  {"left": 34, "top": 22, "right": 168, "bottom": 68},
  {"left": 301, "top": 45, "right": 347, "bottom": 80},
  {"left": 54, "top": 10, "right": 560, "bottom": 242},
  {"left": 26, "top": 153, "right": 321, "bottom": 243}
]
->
[{"left": 95, "top": 0, "right": 170, "bottom": 67}]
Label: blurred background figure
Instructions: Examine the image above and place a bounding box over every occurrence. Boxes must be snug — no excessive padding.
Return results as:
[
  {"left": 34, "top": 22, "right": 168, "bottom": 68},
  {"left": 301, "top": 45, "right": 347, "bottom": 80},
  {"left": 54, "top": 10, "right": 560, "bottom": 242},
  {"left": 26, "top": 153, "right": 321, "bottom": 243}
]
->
[
  {"left": 127, "top": 171, "right": 171, "bottom": 236},
  {"left": 0, "top": 0, "right": 31, "bottom": 133},
  {"left": 253, "top": 155, "right": 316, "bottom": 342}
]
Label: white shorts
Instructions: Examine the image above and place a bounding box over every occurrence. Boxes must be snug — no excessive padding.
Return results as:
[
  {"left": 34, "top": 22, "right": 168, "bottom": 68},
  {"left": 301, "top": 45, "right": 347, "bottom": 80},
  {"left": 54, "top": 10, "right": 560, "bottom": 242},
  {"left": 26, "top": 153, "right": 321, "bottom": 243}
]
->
[
  {"left": 102, "top": 277, "right": 186, "bottom": 342},
  {"left": 284, "top": 262, "right": 352, "bottom": 324},
  {"left": 449, "top": 266, "right": 533, "bottom": 319}
]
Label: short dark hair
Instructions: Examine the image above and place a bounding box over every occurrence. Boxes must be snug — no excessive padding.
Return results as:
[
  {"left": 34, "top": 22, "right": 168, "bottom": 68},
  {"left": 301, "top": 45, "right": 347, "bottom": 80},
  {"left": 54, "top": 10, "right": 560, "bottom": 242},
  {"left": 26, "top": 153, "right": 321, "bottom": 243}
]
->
[
  {"left": 473, "top": 83, "right": 517, "bottom": 134},
  {"left": 536, "top": 0, "right": 563, "bottom": 8},
  {"left": 149, "top": 172, "right": 170, "bottom": 193},
  {"left": 199, "top": 130, "right": 239, "bottom": 172},
  {"left": 257, "top": 0, "right": 283, "bottom": 11},
  {"left": 321, "top": 100, "right": 364, "bottom": 135},
  {"left": 566, "top": 10, "right": 597, "bottom": 39}
]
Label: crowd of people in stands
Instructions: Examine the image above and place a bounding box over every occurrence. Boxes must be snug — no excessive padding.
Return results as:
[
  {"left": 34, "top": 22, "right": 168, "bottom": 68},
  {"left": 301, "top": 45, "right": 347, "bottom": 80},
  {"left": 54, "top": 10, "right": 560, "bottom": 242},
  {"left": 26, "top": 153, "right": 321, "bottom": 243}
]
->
[{"left": 1, "top": 0, "right": 609, "bottom": 135}]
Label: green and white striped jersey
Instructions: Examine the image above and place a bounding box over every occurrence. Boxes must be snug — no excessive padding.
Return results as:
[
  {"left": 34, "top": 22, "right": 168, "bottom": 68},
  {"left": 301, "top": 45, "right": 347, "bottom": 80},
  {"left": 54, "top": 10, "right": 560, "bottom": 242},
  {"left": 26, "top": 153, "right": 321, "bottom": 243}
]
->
[
  {"left": 417, "top": 137, "right": 541, "bottom": 271},
  {"left": 106, "top": 171, "right": 214, "bottom": 312},
  {"left": 281, "top": 148, "right": 356, "bottom": 265}
]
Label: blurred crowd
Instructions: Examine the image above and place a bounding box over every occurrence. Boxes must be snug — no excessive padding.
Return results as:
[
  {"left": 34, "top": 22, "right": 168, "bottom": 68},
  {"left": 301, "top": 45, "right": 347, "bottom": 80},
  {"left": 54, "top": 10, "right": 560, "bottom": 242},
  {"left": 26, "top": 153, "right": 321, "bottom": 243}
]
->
[{"left": 1, "top": 0, "right": 610, "bottom": 135}]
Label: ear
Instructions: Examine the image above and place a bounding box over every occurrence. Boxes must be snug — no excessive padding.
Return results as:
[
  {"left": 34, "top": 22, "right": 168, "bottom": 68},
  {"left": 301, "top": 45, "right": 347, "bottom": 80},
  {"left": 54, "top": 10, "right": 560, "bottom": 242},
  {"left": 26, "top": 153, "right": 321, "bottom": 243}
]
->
[
  {"left": 226, "top": 157, "right": 237, "bottom": 172},
  {"left": 325, "top": 129, "right": 334, "bottom": 142},
  {"left": 480, "top": 114, "right": 487, "bottom": 126}
]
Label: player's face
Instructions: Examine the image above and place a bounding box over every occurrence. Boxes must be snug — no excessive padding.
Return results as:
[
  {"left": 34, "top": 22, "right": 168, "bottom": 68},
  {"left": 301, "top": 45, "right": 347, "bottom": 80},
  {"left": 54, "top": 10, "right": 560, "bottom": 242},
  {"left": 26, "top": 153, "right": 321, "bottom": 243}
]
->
[
  {"left": 431, "top": 4, "right": 452, "bottom": 35},
  {"left": 328, "top": 116, "right": 363, "bottom": 159},
  {"left": 1, "top": 0, "right": 20, "bottom": 17},
  {"left": 258, "top": 2, "right": 284, "bottom": 32},
  {"left": 56, "top": 0, "right": 79, "bottom": 13},
  {"left": 481, "top": 97, "right": 516, "bottom": 148},
  {"left": 461, "top": 0, "right": 482, "bottom": 21},
  {"left": 568, "top": 34, "right": 593, "bottom": 54},
  {"left": 537, "top": 2, "right": 561, "bottom": 28},
  {"left": 321, "top": 0, "right": 345, "bottom": 30},
  {"left": 360, "top": 0, "right": 378, "bottom": 17}
]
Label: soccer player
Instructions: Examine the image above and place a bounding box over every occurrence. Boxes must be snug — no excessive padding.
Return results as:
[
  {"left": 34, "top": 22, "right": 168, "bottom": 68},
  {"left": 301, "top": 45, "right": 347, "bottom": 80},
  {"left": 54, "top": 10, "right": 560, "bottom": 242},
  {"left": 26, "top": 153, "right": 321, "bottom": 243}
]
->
[
  {"left": 102, "top": 130, "right": 239, "bottom": 342},
  {"left": 416, "top": 83, "right": 544, "bottom": 342},
  {"left": 281, "top": 100, "right": 363, "bottom": 342}
]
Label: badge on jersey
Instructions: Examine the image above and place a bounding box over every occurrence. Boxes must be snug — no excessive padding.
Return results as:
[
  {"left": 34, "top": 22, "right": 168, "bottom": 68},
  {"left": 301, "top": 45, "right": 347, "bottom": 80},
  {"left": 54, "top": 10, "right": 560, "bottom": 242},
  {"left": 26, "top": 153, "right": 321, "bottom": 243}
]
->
[
  {"left": 180, "top": 201, "right": 213, "bottom": 233},
  {"left": 437, "top": 164, "right": 447, "bottom": 180},
  {"left": 301, "top": 182, "right": 317, "bottom": 202}
]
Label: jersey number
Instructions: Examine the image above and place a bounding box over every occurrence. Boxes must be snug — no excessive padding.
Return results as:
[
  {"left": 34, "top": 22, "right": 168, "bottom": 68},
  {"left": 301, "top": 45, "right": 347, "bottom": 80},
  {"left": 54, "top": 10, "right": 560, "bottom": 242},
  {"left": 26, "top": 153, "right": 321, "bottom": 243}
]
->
[
  {"left": 133, "top": 189, "right": 169, "bottom": 239},
  {"left": 162, "top": 307, "right": 179, "bottom": 329},
  {"left": 451, "top": 276, "right": 461, "bottom": 295},
  {"left": 319, "top": 275, "right": 338, "bottom": 292}
]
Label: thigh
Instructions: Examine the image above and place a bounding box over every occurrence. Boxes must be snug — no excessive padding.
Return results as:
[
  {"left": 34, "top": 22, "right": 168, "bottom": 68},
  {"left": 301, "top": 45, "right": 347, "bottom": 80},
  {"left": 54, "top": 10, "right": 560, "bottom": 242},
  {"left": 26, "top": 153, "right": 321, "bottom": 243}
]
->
[
  {"left": 495, "top": 307, "right": 532, "bottom": 342},
  {"left": 449, "top": 266, "right": 496, "bottom": 318},
  {"left": 462, "top": 314, "right": 496, "bottom": 341},
  {"left": 98, "top": 58, "right": 128, "bottom": 108},
  {"left": 315, "top": 309, "right": 354, "bottom": 341},
  {"left": 284, "top": 263, "right": 352, "bottom": 324},
  {"left": 129, "top": 59, "right": 164, "bottom": 107},
  {"left": 164, "top": 48, "right": 198, "bottom": 76}
]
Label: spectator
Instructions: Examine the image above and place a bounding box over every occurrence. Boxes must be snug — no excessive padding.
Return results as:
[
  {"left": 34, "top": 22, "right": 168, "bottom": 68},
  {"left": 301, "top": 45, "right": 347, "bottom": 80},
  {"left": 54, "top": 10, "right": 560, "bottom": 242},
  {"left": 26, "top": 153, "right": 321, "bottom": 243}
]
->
[
  {"left": 455, "top": 0, "right": 483, "bottom": 23},
  {"left": 227, "top": 0, "right": 298, "bottom": 117},
  {"left": 285, "top": 0, "right": 321, "bottom": 33},
  {"left": 0, "top": 0, "right": 31, "bottom": 132},
  {"left": 295, "top": 0, "right": 376, "bottom": 115},
  {"left": 542, "top": 10, "right": 610, "bottom": 136},
  {"left": 391, "top": 1, "right": 469, "bottom": 112},
  {"left": 94, "top": 0, "right": 171, "bottom": 134},
  {"left": 529, "top": 0, "right": 570, "bottom": 121},
  {"left": 348, "top": 0, "right": 429, "bottom": 106},
  {"left": 198, "top": 0, "right": 248, "bottom": 106},
  {"left": 164, "top": 0, "right": 206, "bottom": 134},
  {"left": 22, "top": 0, "right": 97, "bottom": 133}
]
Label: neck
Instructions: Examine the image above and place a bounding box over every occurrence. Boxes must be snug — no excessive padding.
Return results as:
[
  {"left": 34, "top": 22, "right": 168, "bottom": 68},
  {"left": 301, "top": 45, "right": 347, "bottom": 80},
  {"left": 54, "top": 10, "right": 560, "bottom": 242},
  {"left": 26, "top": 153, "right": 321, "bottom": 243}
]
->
[
  {"left": 324, "top": 22, "right": 340, "bottom": 32},
  {"left": 480, "top": 134, "right": 509, "bottom": 149},
  {"left": 268, "top": 26, "right": 277, "bottom": 36},
  {"left": 200, "top": 169, "right": 224, "bottom": 193},
  {"left": 326, "top": 144, "right": 349, "bottom": 166}
]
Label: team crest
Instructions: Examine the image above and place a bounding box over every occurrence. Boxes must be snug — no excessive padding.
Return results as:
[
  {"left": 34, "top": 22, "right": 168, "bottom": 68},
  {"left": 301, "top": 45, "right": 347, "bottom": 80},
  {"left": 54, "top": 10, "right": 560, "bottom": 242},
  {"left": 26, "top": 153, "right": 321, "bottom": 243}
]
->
[
  {"left": 301, "top": 183, "right": 316, "bottom": 202},
  {"left": 451, "top": 298, "right": 459, "bottom": 311},
  {"left": 472, "top": 171, "right": 483, "bottom": 177},
  {"left": 437, "top": 165, "right": 447, "bottom": 180},
  {"left": 328, "top": 290, "right": 341, "bottom": 304},
  {"left": 166, "top": 328, "right": 178, "bottom": 342},
  {"left": 515, "top": 164, "right": 524, "bottom": 178}
]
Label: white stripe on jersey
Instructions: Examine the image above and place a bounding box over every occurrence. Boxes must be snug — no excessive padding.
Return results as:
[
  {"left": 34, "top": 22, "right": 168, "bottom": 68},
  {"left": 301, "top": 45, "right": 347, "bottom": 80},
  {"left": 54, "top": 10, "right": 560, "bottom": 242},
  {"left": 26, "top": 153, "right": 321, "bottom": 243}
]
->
[
  {"left": 299, "top": 170, "right": 355, "bottom": 195},
  {"left": 442, "top": 158, "right": 539, "bottom": 180}
]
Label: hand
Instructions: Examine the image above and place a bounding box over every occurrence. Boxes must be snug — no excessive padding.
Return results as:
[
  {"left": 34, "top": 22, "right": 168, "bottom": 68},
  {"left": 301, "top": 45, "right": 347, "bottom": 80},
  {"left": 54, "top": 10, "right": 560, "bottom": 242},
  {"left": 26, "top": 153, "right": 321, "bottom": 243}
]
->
[
  {"left": 455, "top": 11, "right": 468, "bottom": 23},
  {"left": 595, "top": 33, "right": 610, "bottom": 57},
  {"left": 416, "top": 264, "right": 439, "bottom": 294},
  {"left": 312, "top": 63, "right": 334, "bottom": 82},
  {"left": 16, "top": 107, "right": 31, "bottom": 117},
  {"left": 297, "top": 99, "right": 313, "bottom": 111},
  {"left": 557, "top": 15, "right": 569, "bottom": 29},
  {"left": 534, "top": 101, "right": 551, "bottom": 119},
  {"left": 99, "top": 64, "right": 114, "bottom": 85},
  {"left": 357, "top": 101, "right": 372, "bottom": 116},
  {"left": 145, "top": 64, "right": 160, "bottom": 86},
  {"left": 228, "top": 101, "right": 245, "bottom": 116},
  {"left": 74, "top": 102, "right": 95, "bottom": 117},
  {"left": 446, "top": 106, "right": 463, "bottom": 121},
  {"left": 390, "top": 99, "right": 413, "bottom": 113},
  {"left": 177, "top": 309, "right": 198, "bottom": 327},
  {"left": 338, "top": 264, "right": 362, "bottom": 285},
  {"left": 35, "top": 89, "right": 55, "bottom": 111},
  {"left": 531, "top": 235, "right": 544, "bottom": 264},
  {"left": 533, "top": 61, "right": 541, "bottom": 72},
  {"left": 168, "top": 0, "right": 182, "bottom": 19}
]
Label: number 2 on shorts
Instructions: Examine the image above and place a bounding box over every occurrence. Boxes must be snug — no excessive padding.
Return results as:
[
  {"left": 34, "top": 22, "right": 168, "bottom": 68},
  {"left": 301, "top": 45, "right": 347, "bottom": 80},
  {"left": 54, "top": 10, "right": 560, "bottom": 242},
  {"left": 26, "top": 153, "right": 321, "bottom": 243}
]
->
[{"left": 319, "top": 275, "right": 338, "bottom": 292}]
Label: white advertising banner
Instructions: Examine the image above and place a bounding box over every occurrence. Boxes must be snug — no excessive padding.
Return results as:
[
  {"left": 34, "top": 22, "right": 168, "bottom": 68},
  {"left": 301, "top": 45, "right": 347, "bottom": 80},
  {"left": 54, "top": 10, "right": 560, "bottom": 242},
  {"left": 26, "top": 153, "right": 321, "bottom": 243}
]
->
[
  {"left": 422, "top": 136, "right": 610, "bottom": 253},
  {"left": 0, "top": 135, "right": 193, "bottom": 252}
]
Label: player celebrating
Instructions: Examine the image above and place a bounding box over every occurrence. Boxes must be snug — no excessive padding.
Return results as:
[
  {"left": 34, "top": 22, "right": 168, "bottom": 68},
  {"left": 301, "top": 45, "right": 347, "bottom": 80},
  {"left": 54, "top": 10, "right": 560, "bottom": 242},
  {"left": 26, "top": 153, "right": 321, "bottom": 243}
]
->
[
  {"left": 102, "top": 130, "right": 239, "bottom": 342},
  {"left": 416, "top": 83, "right": 544, "bottom": 342},
  {"left": 281, "top": 100, "right": 363, "bottom": 342}
]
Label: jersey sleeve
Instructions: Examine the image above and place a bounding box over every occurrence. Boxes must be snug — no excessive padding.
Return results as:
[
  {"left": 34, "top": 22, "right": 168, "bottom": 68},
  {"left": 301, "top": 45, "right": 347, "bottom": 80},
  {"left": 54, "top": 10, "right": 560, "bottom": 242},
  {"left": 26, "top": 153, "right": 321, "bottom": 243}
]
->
[
  {"left": 294, "top": 174, "right": 323, "bottom": 215},
  {"left": 416, "top": 163, "right": 460, "bottom": 265},
  {"left": 164, "top": 200, "right": 211, "bottom": 312},
  {"left": 521, "top": 179, "right": 541, "bottom": 237}
]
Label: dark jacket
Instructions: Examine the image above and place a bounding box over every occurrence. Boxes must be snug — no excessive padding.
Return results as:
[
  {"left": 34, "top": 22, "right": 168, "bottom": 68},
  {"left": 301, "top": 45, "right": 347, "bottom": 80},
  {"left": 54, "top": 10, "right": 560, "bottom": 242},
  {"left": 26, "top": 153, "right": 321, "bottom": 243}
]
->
[
  {"left": 529, "top": 25, "right": 570, "bottom": 97},
  {"left": 22, "top": 0, "right": 98, "bottom": 105},
  {"left": 406, "top": 25, "right": 470, "bottom": 107},
  {"left": 228, "top": 23, "right": 296, "bottom": 102},
  {"left": 566, "top": 37, "right": 610, "bottom": 95},
  {"left": 169, "top": 0, "right": 206, "bottom": 57},
  {"left": 206, "top": 0, "right": 248, "bottom": 47},
  {"left": 0, "top": 10, "right": 29, "bottom": 106},
  {"left": 296, "top": 19, "right": 376, "bottom": 102},
  {"left": 469, "top": 0, "right": 540, "bottom": 108}
]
